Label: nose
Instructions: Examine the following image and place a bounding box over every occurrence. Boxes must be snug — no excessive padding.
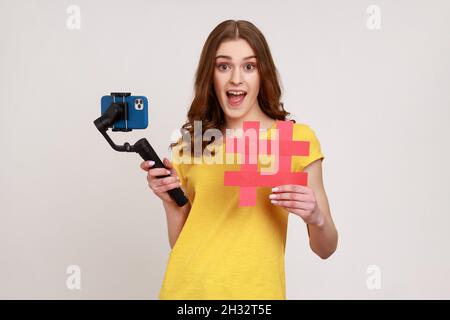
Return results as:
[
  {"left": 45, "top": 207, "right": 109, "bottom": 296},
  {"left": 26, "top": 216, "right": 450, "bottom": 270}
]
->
[{"left": 229, "top": 67, "right": 243, "bottom": 85}]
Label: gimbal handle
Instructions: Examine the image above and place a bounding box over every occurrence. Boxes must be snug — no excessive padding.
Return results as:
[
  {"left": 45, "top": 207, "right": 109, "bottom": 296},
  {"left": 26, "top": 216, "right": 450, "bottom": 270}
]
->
[
  {"left": 93, "top": 95, "right": 189, "bottom": 207},
  {"left": 133, "top": 138, "right": 189, "bottom": 207}
]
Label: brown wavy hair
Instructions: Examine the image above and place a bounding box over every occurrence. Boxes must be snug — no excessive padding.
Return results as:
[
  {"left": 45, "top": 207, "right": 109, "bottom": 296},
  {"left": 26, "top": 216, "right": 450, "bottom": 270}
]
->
[{"left": 169, "top": 20, "right": 293, "bottom": 157}]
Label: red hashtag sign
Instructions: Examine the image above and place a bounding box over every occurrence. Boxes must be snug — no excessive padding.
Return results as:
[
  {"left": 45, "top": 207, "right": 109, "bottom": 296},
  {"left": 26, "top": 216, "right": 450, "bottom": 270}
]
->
[{"left": 224, "top": 120, "right": 310, "bottom": 206}]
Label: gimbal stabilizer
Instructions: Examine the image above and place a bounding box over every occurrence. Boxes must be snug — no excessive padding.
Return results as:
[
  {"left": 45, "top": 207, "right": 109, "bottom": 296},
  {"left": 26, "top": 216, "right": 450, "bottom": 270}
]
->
[{"left": 93, "top": 92, "right": 189, "bottom": 207}]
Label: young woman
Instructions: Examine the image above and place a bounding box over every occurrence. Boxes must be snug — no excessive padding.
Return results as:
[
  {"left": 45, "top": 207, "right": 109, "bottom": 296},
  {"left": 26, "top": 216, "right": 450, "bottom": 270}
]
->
[{"left": 140, "top": 20, "right": 338, "bottom": 300}]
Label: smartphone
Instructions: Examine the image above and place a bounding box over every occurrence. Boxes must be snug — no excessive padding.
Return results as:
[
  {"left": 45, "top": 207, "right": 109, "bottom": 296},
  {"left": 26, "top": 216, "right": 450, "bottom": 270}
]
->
[{"left": 100, "top": 95, "right": 148, "bottom": 130}]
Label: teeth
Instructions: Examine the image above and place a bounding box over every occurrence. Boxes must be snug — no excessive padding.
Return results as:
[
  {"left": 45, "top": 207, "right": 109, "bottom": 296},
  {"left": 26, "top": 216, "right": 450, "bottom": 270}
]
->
[{"left": 227, "top": 91, "right": 246, "bottom": 96}]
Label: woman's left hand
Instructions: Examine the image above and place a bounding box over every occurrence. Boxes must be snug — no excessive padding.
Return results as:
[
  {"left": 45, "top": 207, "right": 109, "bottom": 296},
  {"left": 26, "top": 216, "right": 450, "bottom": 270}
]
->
[{"left": 269, "top": 184, "right": 325, "bottom": 227}]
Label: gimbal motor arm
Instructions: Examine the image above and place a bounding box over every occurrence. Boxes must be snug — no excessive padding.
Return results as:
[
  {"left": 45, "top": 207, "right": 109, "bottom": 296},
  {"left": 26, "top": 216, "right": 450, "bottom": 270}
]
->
[{"left": 93, "top": 93, "right": 189, "bottom": 207}]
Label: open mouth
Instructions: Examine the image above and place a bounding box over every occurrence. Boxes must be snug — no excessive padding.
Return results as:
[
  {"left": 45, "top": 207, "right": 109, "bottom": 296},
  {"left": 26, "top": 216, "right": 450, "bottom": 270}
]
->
[{"left": 226, "top": 90, "right": 247, "bottom": 107}]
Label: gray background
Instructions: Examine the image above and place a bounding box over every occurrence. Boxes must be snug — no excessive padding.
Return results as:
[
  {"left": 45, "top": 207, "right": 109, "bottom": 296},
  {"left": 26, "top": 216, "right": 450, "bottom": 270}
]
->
[{"left": 1, "top": 0, "right": 449, "bottom": 299}]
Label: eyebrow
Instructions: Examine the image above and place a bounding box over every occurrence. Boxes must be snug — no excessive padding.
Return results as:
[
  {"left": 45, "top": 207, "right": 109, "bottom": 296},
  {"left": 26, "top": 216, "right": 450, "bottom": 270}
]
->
[{"left": 215, "top": 55, "right": 257, "bottom": 60}]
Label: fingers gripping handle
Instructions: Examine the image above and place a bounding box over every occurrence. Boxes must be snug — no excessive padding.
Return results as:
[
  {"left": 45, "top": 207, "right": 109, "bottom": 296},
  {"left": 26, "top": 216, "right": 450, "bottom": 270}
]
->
[{"left": 134, "top": 138, "right": 189, "bottom": 207}]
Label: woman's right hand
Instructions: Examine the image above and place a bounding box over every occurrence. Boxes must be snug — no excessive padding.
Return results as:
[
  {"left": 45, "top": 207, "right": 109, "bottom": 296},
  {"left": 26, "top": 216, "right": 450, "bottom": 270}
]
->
[{"left": 140, "top": 157, "right": 182, "bottom": 205}]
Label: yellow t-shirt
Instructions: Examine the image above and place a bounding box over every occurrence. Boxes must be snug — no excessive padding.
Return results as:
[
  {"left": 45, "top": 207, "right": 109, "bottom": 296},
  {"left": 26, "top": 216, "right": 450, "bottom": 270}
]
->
[{"left": 159, "top": 120, "right": 324, "bottom": 300}]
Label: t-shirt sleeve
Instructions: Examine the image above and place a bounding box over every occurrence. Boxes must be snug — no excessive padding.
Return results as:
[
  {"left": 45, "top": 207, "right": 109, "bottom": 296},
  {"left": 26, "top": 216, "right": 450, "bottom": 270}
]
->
[{"left": 292, "top": 123, "right": 325, "bottom": 171}]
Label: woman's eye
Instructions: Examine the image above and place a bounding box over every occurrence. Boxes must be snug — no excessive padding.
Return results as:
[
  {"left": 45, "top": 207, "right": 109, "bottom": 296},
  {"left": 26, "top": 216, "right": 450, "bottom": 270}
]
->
[
  {"left": 244, "top": 63, "right": 256, "bottom": 71},
  {"left": 217, "top": 64, "right": 229, "bottom": 71}
]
